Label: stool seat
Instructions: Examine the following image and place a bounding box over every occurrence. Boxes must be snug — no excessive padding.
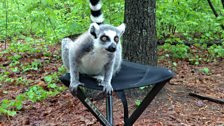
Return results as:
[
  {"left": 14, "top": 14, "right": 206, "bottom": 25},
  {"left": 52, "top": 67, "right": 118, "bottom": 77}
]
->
[
  {"left": 59, "top": 61, "right": 174, "bottom": 91},
  {"left": 59, "top": 60, "right": 174, "bottom": 126}
]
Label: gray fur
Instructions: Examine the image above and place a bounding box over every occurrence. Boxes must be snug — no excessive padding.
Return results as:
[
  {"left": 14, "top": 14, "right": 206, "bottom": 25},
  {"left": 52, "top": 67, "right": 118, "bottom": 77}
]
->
[{"left": 61, "top": 23, "right": 125, "bottom": 94}]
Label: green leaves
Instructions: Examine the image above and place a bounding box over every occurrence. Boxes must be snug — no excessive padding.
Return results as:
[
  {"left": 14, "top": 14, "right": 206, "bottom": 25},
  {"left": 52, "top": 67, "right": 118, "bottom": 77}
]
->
[
  {"left": 135, "top": 100, "right": 142, "bottom": 107},
  {"left": 0, "top": 108, "right": 17, "bottom": 116},
  {"left": 199, "top": 67, "right": 210, "bottom": 75},
  {"left": 26, "top": 85, "right": 48, "bottom": 102},
  {"left": 0, "top": 0, "right": 126, "bottom": 42},
  {"left": 44, "top": 76, "right": 53, "bottom": 83},
  {"left": 0, "top": 83, "right": 62, "bottom": 117},
  {"left": 208, "top": 44, "right": 224, "bottom": 58},
  {"left": 162, "top": 43, "right": 190, "bottom": 59},
  {"left": 157, "top": 0, "right": 223, "bottom": 42},
  {"left": 0, "top": 94, "right": 25, "bottom": 116}
]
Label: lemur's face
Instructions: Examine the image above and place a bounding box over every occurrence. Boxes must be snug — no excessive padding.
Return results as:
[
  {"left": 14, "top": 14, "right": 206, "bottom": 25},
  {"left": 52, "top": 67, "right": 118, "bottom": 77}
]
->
[
  {"left": 89, "top": 23, "right": 125, "bottom": 53},
  {"left": 97, "top": 30, "right": 120, "bottom": 52}
]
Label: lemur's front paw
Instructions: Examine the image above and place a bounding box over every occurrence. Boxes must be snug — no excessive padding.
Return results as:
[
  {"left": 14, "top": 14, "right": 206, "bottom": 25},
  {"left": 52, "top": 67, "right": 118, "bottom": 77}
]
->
[
  {"left": 101, "top": 82, "right": 113, "bottom": 94},
  {"left": 69, "top": 81, "right": 84, "bottom": 94}
]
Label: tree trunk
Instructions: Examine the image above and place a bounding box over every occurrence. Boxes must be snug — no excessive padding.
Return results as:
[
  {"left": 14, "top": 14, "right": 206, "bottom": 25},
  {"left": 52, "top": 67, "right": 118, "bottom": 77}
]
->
[
  {"left": 123, "top": 0, "right": 157, "bottom": 98},
  {"left": 221, "top": 0, "right": 224, "bottom": 8},
  {"left": 123, "top": 0, "right": 157, "bottom": 65}
]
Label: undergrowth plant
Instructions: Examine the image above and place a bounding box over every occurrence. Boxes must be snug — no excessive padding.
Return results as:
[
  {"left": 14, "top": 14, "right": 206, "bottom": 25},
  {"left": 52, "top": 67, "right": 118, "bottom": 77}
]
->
[
  {"left": 208, "top": 44, "right": 224, "bottom": 58},
  {"left": 0, "top": 65, "right": 66, "bottom": 116},
  {"left": 157, "top": 0, "right": 223, "bottom": 42},
  {"left": 161, "top": 43, "right": 190, "bottom": 59}
]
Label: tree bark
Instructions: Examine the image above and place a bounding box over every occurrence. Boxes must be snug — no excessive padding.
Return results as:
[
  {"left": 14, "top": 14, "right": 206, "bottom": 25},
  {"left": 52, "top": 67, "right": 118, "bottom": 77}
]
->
[
  {"left": 221, "top": 0, "right": 224, "bottom": 8},
  {"left": 122, "top": 0, "right": 157, "bottom": 98},
  {"left": 123, "top": 0, "right": 157, "bottom": 65}
]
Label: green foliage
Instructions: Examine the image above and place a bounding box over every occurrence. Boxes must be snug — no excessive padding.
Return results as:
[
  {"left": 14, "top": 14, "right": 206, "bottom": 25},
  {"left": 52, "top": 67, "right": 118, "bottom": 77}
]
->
[
  {"left": 1, "top": 0, "right": 223, "bottom": 44},
  {"left": 199, "top": 67, "right": 210, "bottom": 75},
  {"left": 0, "top": 0, "right": 124, "bottom": 42},
  {"left": 0, "top": 94, "right": 26, "bottom": 116},
  {"left": 157, "top": 0, "right": 223, "bottom": 62},
  {"left": 22, "top": 60, "right": 42, "bottom": 73},
  {"left": 26, "top": 86, "right": 47, "bottom": 102},
  {"left": 135, "top": 100, "right": 142, "bottom": 107},
  {"left": 189, "top": 55, "right": 202, "bottom": 65},
  {"left": 0, "top": 100, "right": 17, "bottom": 116},
  {"left": 208, "top": 44, "right": 224, "bottom": 58},
  {"left": 157, "top": 0, "right": 223, "bottom": 42},
  {"left": 161, "top": 43, "right": 190, "bottom": 59},
  {"left": 0, "top": 75, "right": 66, "bottom": 116},
  {"left": 25, "top": 85, "right": 63, "bottom": 102},
  {"left": 0, "top": 40, "right": 66, "bottom": 116}
]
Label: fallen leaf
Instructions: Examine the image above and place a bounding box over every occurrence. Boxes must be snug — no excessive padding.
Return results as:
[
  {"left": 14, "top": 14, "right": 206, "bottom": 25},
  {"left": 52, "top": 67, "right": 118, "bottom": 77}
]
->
[{"left": 195, "top": 100, "right": 206, "bottom": 107}]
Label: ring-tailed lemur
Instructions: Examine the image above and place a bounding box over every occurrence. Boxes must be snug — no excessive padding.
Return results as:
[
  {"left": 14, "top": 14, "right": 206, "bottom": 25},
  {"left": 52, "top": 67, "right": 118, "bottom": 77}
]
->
[{"left": 61, "top": 0, "right": 125, "bottom": 94}]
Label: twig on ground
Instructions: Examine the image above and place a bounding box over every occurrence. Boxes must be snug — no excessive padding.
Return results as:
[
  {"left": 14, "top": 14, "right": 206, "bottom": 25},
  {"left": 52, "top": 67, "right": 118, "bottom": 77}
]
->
[{"left": 189, "top": 92, "right": 224, "bottom": 104}]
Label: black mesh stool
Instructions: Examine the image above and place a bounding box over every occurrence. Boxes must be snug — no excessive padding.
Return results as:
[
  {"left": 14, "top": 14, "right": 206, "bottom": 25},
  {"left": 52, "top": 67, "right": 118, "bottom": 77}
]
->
[{"left": 59, "top": 61, "right": 174, "bottom": 126}]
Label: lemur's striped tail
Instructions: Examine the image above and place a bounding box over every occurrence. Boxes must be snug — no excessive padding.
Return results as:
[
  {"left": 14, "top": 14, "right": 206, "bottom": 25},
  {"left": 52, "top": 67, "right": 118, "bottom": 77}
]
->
[{"left": 89, "top": 0, "right": 104, "bottom": 24}]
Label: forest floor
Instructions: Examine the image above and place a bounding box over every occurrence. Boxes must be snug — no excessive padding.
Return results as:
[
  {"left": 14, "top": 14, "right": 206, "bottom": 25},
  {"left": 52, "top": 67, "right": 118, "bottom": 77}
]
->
[{"left": 0, "top": 42, "right": 224, "bottom": 126}]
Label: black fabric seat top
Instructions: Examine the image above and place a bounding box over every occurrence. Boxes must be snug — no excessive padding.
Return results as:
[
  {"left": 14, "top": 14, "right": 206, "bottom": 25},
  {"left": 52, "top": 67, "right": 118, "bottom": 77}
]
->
[{"left": 59, "top": 61, "right": 174, "bottom": 91}]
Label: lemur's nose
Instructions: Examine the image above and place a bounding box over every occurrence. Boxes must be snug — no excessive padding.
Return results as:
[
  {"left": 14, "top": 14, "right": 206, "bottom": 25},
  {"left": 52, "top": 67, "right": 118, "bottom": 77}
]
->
[{"left": 106, "top": 43, "right": 116, "bottom": 52}]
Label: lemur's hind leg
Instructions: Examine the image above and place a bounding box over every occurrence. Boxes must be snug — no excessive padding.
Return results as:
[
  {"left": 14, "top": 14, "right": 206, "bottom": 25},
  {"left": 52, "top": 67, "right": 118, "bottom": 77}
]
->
[
  {"left": 61, "top": 38, "right": 72, "bottom": 72},
  {"left": 68, "top": 46, "right": 84, "bottom": 93}
]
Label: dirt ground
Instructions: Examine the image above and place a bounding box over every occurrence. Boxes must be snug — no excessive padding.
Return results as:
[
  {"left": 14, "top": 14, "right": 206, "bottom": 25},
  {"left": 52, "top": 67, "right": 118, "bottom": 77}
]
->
[{"left": 0, "top": 44, "right": 223, "bottom": 126}]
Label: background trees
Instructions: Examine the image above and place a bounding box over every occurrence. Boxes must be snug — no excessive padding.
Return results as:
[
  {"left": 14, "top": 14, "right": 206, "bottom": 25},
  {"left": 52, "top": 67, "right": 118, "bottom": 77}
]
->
[{"left": 123, "top": 0, "right": 157, "bottom": 65}]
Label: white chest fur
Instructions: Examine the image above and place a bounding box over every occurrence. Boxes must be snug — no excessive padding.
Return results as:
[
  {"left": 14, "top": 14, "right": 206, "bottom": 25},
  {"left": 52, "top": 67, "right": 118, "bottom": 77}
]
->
[{"left": 79, "top": 48, "right": 110, "bottom": 75}]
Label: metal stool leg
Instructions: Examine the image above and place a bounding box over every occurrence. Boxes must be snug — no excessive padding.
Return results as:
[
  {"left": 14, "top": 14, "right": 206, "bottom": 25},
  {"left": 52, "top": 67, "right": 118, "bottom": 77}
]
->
[
  {"left": 75, "top": 88, "right": 112, "bottom": 126},
  {"left": 106, "top": 93, "right": 113, "bottom": 125}
]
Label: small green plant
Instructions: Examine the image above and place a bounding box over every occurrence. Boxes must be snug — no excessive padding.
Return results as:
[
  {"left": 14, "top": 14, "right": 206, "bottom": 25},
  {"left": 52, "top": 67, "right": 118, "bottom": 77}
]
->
[
  {"left": 57, "top": 65, "right": 66, "bottom": 74},
  {"left": 0, "top": 74, "right": 9, "bottom": 83},
  {"left": 44, "top": 74, "right": 66, "bottom": 91},
  {"left": 208, "top": 44, "right": 224, "bottom": 58},
  {"left": 135, "top": 100, "right": 142, "bottom": 107},
  {"left": 26, "top": 85, "right": 49, "bottom": 102},
  {"left": 172, "top": 62, "right": 177, "bottom": 67},
  {"left": 199, "top": 67, "right": 210, "bottom": 75},
  {"left": 10, "top": 67, "right": 19, "bottom": 73},
  {"left": 0, "top": 94, "right": 26, "bottom": 116},
  {"left": 189, "top": 55, "right": 202, "bottom": 65},
  {"left": 31, "top": 60, "right": 42, "bottom": 70},
  {"left": 161, "top": 43, "right": 190, "bottom": 59},
  {"left": 0, "top": 81, "right": 66, "bottom": 116},
  {"left": 0, "top": 100, "right": 17, "bottom": 116},
  {"left": 9, "top": 61, "right": 20, "bottom": 67},
  {"left": 8, "top": 54, "right": 22, "bottom": 62},
  {"left": 15, "top": 77, "right": 32, "bottom": 86},
  {"left": 21, "top": 60, "right": 42, "bottom": 73}
]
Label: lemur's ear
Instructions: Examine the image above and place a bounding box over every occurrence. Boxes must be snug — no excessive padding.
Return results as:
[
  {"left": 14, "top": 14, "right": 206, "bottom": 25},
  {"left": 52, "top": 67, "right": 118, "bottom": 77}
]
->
[
  {"left": 89, "top": 23, "right": 100, "bottom": 39},
  {"left": 117, "top": 23, "right": 126, "bottom": 36}
]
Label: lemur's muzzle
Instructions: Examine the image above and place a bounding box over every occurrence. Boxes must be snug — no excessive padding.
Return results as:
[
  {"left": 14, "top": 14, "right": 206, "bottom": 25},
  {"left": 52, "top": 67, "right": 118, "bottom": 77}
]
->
[{"left": 106, "top": 43, "right": 116, "bottom": 52}]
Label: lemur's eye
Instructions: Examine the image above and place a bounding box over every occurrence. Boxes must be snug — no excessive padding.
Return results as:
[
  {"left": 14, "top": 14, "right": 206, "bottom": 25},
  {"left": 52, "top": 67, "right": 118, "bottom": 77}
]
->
[
  {"left": 100, "top": 35, "right": 109, "bottom": 42},
  {"left": 114, "top": 36, "right": 119, "bottom": 43}
]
